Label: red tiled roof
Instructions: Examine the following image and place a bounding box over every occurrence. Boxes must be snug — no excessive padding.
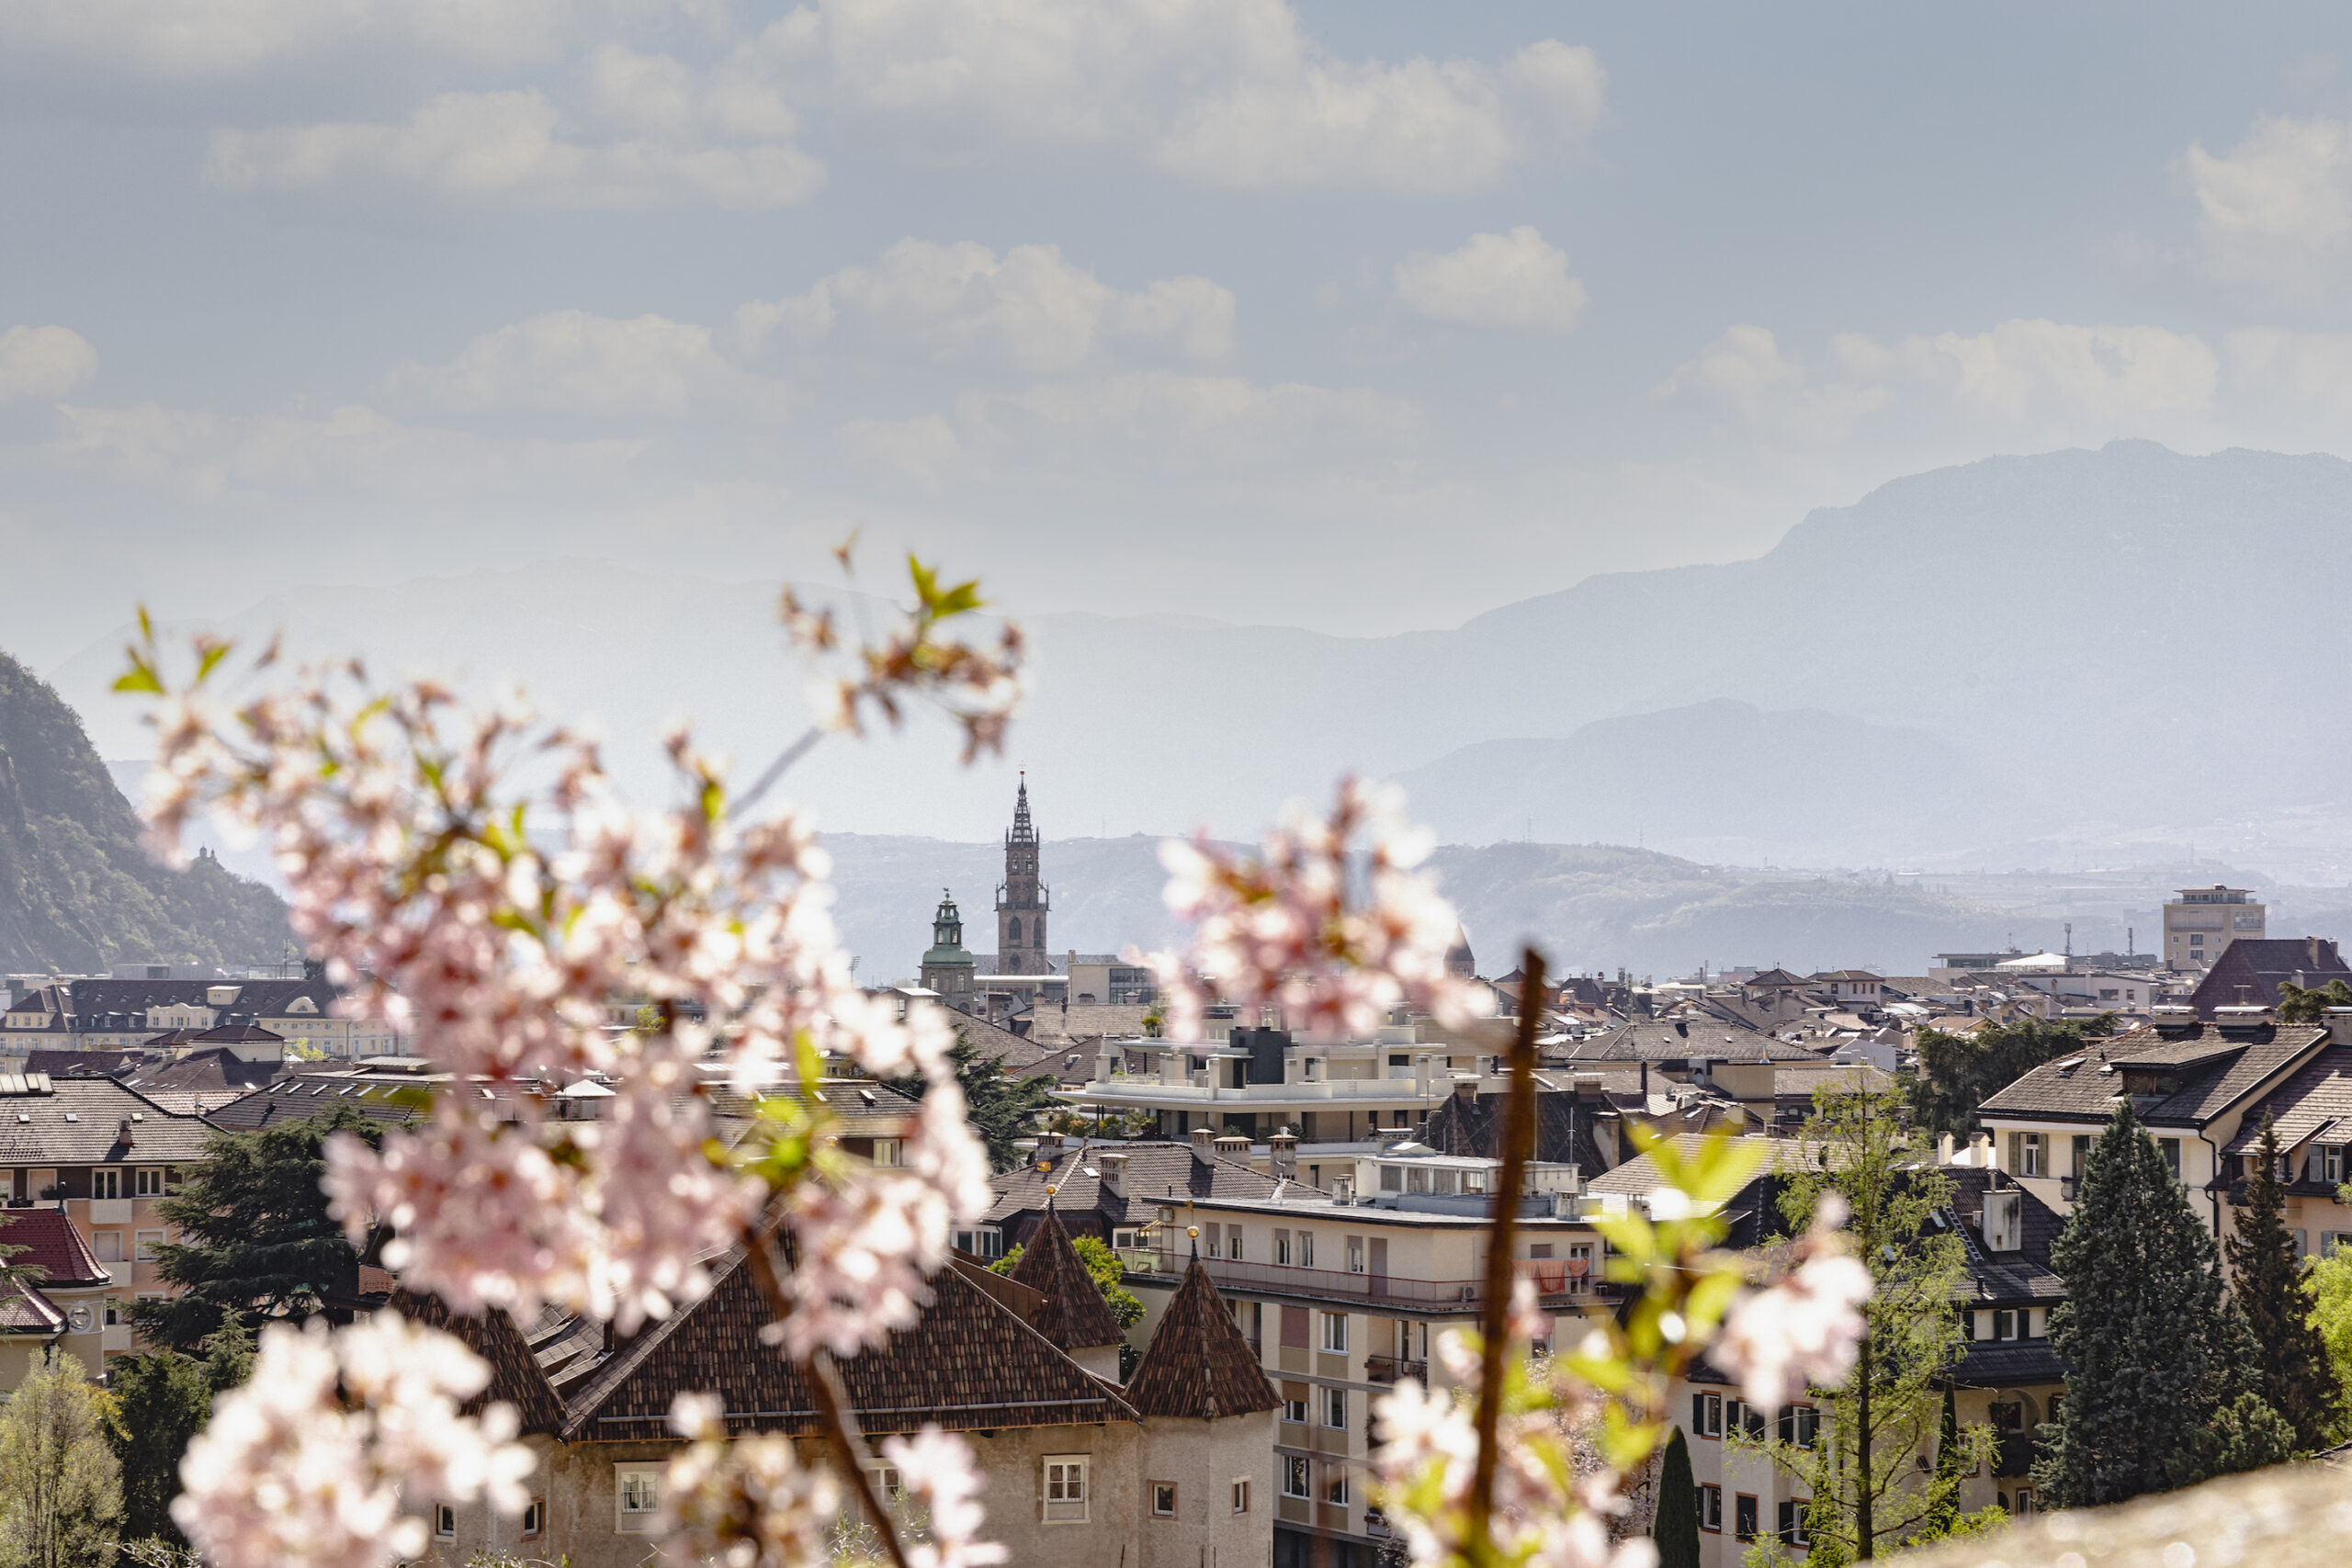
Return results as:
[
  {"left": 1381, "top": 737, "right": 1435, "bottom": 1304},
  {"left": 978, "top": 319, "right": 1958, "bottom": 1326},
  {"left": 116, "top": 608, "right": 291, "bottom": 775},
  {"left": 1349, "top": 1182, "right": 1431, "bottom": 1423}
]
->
[
  {"left": 1006, "top": 1206, "right": 1124, "bottom": 1350},
  {"left": 0, "top": 1278, "right": 65, "bottom": 1335},
  {"left": 0, "top": 1206, "right": 111, "bottom": 1288},
  {"left": 562, "top": 1234, "right": 1138, "bottom": 1441},
  {"left": 1123, "top": 1256, "right": 1280, "bottom": 1420}
]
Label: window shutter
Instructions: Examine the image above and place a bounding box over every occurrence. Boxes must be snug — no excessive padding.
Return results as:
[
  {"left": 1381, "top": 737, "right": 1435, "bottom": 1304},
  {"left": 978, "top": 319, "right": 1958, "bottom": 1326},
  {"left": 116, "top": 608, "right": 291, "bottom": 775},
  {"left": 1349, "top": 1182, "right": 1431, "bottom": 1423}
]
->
[
  {"left": 1777, "top": 1406, "right": 1794, "bottom": 1445},
  {"left": 1693, "top": 1393, "right": 1705, "bottom": 1431},
  {"left": 2007, "top": 1131, "right": 2021, "bottom": 1172}
]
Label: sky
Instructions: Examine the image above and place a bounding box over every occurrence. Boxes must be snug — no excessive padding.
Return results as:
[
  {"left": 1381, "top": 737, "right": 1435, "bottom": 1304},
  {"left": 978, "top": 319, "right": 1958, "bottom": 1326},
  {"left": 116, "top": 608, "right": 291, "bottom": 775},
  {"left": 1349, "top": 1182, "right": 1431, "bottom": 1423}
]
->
[{"left": 6, "top": 1, "right": 2352, "bottom": 668}]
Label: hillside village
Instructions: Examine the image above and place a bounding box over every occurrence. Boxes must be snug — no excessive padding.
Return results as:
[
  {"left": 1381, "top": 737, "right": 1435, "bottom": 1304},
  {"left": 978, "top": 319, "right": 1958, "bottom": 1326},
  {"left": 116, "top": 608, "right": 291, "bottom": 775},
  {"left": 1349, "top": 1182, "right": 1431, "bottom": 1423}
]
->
[{"left": 6, "top": 781, "right": 2349, "bottom": 1568}]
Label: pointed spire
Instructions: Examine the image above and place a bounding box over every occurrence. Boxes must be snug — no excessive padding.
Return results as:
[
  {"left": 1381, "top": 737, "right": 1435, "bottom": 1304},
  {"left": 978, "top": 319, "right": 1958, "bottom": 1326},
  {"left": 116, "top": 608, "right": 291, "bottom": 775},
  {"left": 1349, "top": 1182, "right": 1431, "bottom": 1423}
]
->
[
  {"left": 1125, "top": 1258, "right": 1280, "bottom": 1420},
  {"left": 1010, "top": 772, "right": 1035, "bottom": 843},
  {"left": 1006, "top": 1206, "right": 1124, "bottom": 1351}
]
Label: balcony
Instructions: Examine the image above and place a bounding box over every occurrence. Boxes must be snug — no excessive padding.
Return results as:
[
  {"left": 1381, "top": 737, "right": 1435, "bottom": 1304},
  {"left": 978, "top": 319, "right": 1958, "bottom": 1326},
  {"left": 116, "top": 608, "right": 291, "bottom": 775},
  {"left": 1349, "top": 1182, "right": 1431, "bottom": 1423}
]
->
[
  {"left": 1364, "top": 1355, "right": 1429, "bottom": 1385},
  {"left": 1138, "top": 1252, "right": 1616, "bottom": 1310}
]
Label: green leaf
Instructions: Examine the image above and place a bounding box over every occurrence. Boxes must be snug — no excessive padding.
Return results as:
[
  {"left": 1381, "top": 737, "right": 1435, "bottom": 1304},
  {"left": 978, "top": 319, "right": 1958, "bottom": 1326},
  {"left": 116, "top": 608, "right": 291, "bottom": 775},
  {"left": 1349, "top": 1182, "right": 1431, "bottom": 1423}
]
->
[
  {"left": 113, "top": 659, "right": 164, "bottom": 695},
  {"left": 196, "top": 638, "right": 234, "bottom": 682}
]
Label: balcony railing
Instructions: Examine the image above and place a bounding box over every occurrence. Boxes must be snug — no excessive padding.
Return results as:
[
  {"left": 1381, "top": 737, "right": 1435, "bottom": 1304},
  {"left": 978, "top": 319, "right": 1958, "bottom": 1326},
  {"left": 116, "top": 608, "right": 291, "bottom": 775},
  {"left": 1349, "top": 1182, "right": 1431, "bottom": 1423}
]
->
[
  {"left": 1364, "top": 1355, "right": 1429, "bottom": 1384},
  {"left": 1140, "top": 1251, "right": 1614, "bottom": 1308}
]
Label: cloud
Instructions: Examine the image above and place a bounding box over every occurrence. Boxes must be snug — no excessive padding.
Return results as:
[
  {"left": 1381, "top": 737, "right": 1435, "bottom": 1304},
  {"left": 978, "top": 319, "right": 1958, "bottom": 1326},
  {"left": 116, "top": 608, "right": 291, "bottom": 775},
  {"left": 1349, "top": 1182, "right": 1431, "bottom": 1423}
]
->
[
  {"left": 1392, "top": 226, "right": 1587, "bottom": 333},
  {"left": 2182, "top": 115, "right": 2352, "bottom": 301},
  {"left": 386, "top": 310, "right": 779, "bottom": 416},
  {"left": 1664, "top": 319, "right": 2218, "bottom": 445},
  {"left": 730, "top": 239, "right": 1236, "bottom": 374},
  {"left": 975, "top": 368, "right": 1418, "bottom": 474},
  {"left": 836, "top": 414, "right": 964, "bottom": 489},
  {"left": 0, "top": 325, "right": 99, "bottom": 401},
  {"left": 764, "top": 0, "right": 1601, "bottom": 190},
  {"left": 205, "top": 71, "right": 823, "bottom": 211}
]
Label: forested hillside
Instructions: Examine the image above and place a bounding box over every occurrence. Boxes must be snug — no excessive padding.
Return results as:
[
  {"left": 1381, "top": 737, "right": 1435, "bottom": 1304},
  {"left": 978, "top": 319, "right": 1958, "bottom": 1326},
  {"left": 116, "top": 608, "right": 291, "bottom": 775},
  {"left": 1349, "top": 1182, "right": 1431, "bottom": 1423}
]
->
[{"left": 0, "top": 649, "right": 292, "bottom": 972}]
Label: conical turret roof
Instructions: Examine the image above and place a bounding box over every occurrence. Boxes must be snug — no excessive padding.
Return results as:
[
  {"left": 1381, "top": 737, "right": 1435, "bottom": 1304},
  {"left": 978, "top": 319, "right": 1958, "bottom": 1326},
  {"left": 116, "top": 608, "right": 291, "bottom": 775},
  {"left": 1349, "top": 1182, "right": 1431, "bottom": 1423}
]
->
[
  {"left": 1008, "top": 1205, "right": 1125, "bottom": 1351},
  {"left": 1125, "top": 1256, "right": 1280, "bottom": 1419}
]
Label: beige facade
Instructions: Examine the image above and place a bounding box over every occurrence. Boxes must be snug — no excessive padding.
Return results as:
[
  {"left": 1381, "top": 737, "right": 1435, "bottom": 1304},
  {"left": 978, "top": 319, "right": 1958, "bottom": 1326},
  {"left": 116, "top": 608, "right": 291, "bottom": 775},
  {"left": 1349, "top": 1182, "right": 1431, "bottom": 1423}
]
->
[{"left": 2164, "top": 886, "right": 2265, "bottom": 972}]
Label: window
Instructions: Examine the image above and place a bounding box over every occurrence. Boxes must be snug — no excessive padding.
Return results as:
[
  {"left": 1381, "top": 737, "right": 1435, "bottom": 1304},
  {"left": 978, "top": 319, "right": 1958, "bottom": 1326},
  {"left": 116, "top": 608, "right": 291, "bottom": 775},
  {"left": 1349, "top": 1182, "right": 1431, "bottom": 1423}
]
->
[
  {"left": 1323, "top": 1388, "right": 1348, "bottom": 1430},
  {"left": 1778, "top": 1499, "right": 1811, "bottom": 1548},
  {"left": 1381, "top": 1165, "right": 1404, "bottom": 1192},
  {"left": 93, "top": 1168, "right": 122, "bottom": 1200},
  {"left": 1994, "top": 1309, "right": 2017, "bottom": 1342},
  {"left": 1283, "top": 1383, "right": 1307, "bottom": 1424},
  {"left": 1777, "top": 1404, "right": 1819, "bottom": 1449},
  {"left": 134, "top": 1168, "right": 164, "bottom": 1197},
  {"left": 135, "top": 1231, "right": 164, "bottom": 1262},
  {"left": 953, "top": 1226, "right": 1004, "bottom": 1259},
  {"left": 1725, "top": 1398, "right": 1764, "bottom": 1439},
  {"left": 1113, "top": 1226, "right": 1144, "bottom": 1251},
  {"left": 2160, "top": 1139, "right": 2182, "bottom": 1181},
  {"left": 2321, "top": 1145, "right": 2346, "bottom": 1184},
  {"left": 1282, "top": 1305, "right": 1309, "bottom": 1349},
  {"left": 1321, "top": 1312, "right": 1348, "bottom": 1353},
  {"left": 1205, "top": 1223, "right": 1222, "bottom": 1258},
  {"left": 2018, "top": 1133, "right": 2043, "bottom": 1178},
  {"left": 1407, "top": 1167, "right": 1430, "bottom": 1193},
  {"left": 1322, "top": 1468, "right": 1349, "bottom": 1506},
  {"left": 1692, "top": 1391, "right": 1723, "bottom": 1438},
  {"left": 434, "top": 1504, "right": 456, "bottom": 1540},
  {"left": 1346, "top": 1235, "right": 1364, "bottom": 1274},
  {"left": 1232, "top": 1478, "right": 1250, "bottom": 1515},
  {"left": 2071, "top": 1134, "right": 2091, "bottom": 1176},
  {"left": 2013, "top": 1488, "right": 2036, "bottom": 1517},
  {"left": 1697, "top": 1483, "right": 1722, "bottom": 1532},
  {"left": 1294, "top": 1229, "right": 1316, "bottom": 1268},
  {"left": 1281, "top": 1456, "right": 1310, "bottom": 1499},
  {"left": 873, "top": 1468, "right": 902, "bottom": 1499},
  {"left": 1463, "top": 1168, "right": 1487, "bottom": 1194},
  {"left": 871, "top": 1138, "right": 903, "bottom": 1167},
  {"left": 1275, "top": 1228, "right": 1292, "bottom": 1265},
  {"left": 1736, "top": 1494, "right": 1758, "bottom": 1541},
  {"left": 1043, "top": 1456, "right": 1091, "bottom": 1523},
  {"left": 616, "top": 1467, "right": 661, "bottom": 1532},
  {"left": 520, "top": 1499, "right": 545, "bottom": 1539},
  {"left": 1152, "top": 1482, "right": 1177, "bottom": 1517},
  {"left": 1228, "top": 1228, "right": 1243, "bottom": 1262},
  {"left": 94, "top": 1231, "right": 122, "bottom": 1263}
]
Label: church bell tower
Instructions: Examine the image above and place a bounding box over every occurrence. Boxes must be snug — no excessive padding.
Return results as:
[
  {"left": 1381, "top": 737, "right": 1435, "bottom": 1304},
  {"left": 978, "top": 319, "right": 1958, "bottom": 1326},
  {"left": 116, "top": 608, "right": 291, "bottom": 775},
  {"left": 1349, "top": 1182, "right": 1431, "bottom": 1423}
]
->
[{"left": 995, "top": 775, "right": 1049, "bottom": 975}]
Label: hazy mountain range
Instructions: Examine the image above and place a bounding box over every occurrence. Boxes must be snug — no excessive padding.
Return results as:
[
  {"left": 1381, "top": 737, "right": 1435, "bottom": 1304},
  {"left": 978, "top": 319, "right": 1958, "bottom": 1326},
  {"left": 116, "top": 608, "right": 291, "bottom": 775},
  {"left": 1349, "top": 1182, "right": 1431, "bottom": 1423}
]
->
[{"left": 36, "top": 440, "right": 2352, "bottom": 974}]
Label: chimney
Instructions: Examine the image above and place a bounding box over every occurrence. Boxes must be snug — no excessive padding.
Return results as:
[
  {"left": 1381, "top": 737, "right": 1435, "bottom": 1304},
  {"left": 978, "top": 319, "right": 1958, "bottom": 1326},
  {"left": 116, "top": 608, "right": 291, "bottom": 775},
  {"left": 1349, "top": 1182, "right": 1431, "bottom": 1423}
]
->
[
  {"left": 1190, "top": 1126, "right": 1215, "bottom": 1159},
  {"left": 1573, "top": 1072, "right": 1603, "bottom": 1099},
  {"left": 1968, "top": 1132, "right": 1992, "bottom": 1168},
  {"left": 1268, "top": 1130, "right": 1297, "bottom": 1180},
  {"left": 1983, "top": 1188, "right": 2023, "bottom": 1252},
  {"left": 1938, "top": 1132, "right": 1955, "bottom": 1165},
  {"left": 1099, "top": 1152, "right": 1128, "bottom": 1198}
]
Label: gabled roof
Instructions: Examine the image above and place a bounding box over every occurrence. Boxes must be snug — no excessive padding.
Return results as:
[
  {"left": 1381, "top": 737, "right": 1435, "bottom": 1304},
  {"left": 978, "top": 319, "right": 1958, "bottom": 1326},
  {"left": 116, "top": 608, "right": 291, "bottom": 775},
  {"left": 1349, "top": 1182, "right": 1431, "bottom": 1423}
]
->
[
  {"left": 1940, "top": 1168, "right": 2065, "bottom": 1303},
  {"left": 0, "top": 1276, "right": 65, "bottom": 1335},
  {"left": 205, "top": 1081, "right": 417, "bottom": 1134},
  {"left": 2188, "top": 938, "right": 2352, "bottom": 1019},
  {"left": 1421, "top": 1085, "right": 1613, "bottom": 1172},
  {"left": 390, "top": 1289, "right": 569, "bottom": 1435},
  {"left": 1584, "top": 1133, "right": 1822, "bottom": 1196},
  {"left": 1977, "top": 1021, "right": 2329, "bottom": 1128},
  {"left": 1006, "top": 1207, "right": 1124, "bottom": 1350},
  {"left": 2219, "top": 1044, "right": 2352, "bottom": 1156},
  {"left": 0, "top": 1076, "right": 217, "bottom": 1163},
  {"left": 1123, "top": 1256, "right": 1280, "bottom": 1420},
  {"left": 1552, "top": 1021, "right": 1819, "bottom": 1065},
  {"left": 982, "top": 1139, "right": 1302, "bottom": 1226},
  {"left": 0, "top": 1205, "right": 112, "bottom": 1288},
  {"left": 562, "top": 1235, "right": 1138, "bottom": 1441}
]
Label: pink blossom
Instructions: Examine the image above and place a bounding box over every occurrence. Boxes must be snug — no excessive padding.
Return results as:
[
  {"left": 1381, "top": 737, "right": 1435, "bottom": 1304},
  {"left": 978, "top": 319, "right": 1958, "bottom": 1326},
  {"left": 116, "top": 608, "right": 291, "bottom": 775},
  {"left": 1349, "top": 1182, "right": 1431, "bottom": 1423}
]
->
[
  {"left": 879, "top": 1427, "right": 1010, "bottom": 1568},
  {"left": 661, "top": 1393, "right": 842, "bottom": 1568},
  {"left": 1713, "top": 1192, "right": 1873, "bottom": 1410},
  {"left": 1142, "top": 776, "right": 1482, "bottom": 1043},
  {"left": 173, "top": 1314, "right": 534, "bottom": 1568}
]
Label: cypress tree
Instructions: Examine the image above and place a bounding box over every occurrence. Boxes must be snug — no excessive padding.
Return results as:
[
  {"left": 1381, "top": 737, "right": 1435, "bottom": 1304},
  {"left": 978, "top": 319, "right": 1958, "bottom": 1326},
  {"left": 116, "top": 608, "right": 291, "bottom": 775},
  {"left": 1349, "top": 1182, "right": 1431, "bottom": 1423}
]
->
[
  {"left": 1653, "top": 1426, "right": 1699, "bottom": 1568},
  {"left": 2035, "top": 1101, "right": 2279, "bottom": 1506},
  {"left": 2222, "top": 1117, "right": 2347, "bottom": 1450}
]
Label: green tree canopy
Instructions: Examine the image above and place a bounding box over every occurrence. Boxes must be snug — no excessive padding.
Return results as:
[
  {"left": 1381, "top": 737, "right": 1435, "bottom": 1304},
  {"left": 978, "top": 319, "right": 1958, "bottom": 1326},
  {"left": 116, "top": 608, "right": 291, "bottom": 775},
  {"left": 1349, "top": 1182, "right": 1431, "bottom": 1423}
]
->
[
  {"left": 2273, "top": 978, "right": 2352, "bottom": 1023},
  {"left": 888, "top": 1027, "right": 1057, "bottom": 1173},
  {"left": 989, "top": 1233, "right": 1145, "bottom": 1329},
  {"left": 2222, "top": 1118, "right": 2346, "bottom": 1450},
  {"left": 0, "top": 1348, "right": 123, "bottom": 1568},
  {"left": 130, "top": 1108, "right": 384, "bottom": 1351},
  {"left": 1908, "top": 1017, "right": 2105, "bottom": 1137},
  {"left": 1652, "top": 1427, "right": 1698, "bottom": 1568},
  {"left": 2309, "top": 1238, "right": 2352, "bottom": 1399},
  {"left": 102, "top": 1318, "right": 253, "bottom": 1548},
  {"left": 2034, "top": 1101, "right": 2278, "bottom": 1506}
]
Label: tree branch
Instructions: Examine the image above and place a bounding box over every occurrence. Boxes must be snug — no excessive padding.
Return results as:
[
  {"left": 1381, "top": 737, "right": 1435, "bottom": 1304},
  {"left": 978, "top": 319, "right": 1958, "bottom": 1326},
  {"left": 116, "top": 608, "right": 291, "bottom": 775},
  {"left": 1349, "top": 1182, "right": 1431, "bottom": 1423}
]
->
[
  {"left": 738, "top": 1220, "right": 916, "bottom": 1568},
  {"left": 1466, "top": 947, "right": 1545, "bottom": 1565}
]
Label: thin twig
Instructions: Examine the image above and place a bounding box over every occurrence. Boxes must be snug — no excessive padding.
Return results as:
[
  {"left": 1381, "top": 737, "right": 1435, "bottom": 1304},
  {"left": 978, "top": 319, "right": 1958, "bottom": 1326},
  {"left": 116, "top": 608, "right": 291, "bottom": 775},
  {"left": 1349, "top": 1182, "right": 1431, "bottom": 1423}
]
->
[
  {"left": 736, "top": 725, "right": 826, "bottom": 814},
  {"left": 739, "top": 1221, "right": 917, "bottom": 1568},
  {"left": 1466, "top": 946, "right": 1546, "bottom": 1566}
]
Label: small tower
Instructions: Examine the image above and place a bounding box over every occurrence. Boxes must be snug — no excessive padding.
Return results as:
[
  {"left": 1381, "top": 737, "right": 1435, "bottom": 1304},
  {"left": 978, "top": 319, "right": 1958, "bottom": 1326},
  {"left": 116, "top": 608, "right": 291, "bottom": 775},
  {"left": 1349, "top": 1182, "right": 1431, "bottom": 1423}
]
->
[
  {"left": 1006, "top": 1205, "right": 1126, "bottom": 1381},
  {"left": 1125, "top": 1253, "right": 1281, "bottom": 1568},
  {"left": 921, "top": 890, "right": 978, "bottom": 1001},
  {"left": 1446, "top": 923, "right": 1476, "bottom": 979},
  {"left": 996, "top": 774, "right": 1050, "bottom": 976}
]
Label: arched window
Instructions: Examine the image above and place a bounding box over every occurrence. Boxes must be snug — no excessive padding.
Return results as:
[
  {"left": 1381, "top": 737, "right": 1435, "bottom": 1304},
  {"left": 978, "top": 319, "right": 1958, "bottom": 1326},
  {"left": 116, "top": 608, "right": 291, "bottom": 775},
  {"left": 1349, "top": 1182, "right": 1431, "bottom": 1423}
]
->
[{"left": 1009, "top": 918, "right": 1023, "bottom": 945}]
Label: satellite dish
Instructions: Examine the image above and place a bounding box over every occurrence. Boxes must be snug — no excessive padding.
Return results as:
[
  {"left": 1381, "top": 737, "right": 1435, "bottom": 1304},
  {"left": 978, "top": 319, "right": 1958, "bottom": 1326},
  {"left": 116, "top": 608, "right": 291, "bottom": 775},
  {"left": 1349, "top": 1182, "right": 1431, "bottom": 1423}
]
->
[{"left": 67, "top": 1305, "right": 93, "bottom": 1332}]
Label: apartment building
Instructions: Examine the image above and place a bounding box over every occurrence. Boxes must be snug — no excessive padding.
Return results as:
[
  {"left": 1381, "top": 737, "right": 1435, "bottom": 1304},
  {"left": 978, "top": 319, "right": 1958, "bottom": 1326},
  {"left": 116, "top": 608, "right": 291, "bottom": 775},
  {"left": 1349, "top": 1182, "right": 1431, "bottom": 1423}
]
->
[
  {"left": 2164, "top": 886, "right": 2266, "bottom": 972},
  {"left": 1117, "top": 1140, "right": 1609, "bottom": 1568},
  {"left": 2, "top": 976, "right": 403, "bottom": 1058},
  {"left": 1975, "top": 1009, "right": 2344, "bottom": 1235},
  {"left": 0, "top": 1070, "right": 216, "bottom": 1378}
]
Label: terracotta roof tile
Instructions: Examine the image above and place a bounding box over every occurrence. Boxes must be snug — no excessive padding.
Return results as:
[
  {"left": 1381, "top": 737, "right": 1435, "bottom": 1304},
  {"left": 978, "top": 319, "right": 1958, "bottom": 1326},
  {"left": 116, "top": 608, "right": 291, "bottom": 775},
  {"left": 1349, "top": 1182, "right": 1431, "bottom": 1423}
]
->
[
  {"left": 562, "top": 1235, "right": 1137, "bottom": 1441},
  {"left": 0, "top": 1205, "right": 111, "bottom": 1287},
  {"left": 1006, "top": 1207, "right": 1124, "bottom": 1350},
  {"left": 388, "top": 1288, "right": 569, "bottom": 1435},
  {"left": 2220, "top": 1044, "right": 2352, "bottom": 1156},
  {"left": 1123, "top": 1256, "right": 1279, "bottom": 1420}
]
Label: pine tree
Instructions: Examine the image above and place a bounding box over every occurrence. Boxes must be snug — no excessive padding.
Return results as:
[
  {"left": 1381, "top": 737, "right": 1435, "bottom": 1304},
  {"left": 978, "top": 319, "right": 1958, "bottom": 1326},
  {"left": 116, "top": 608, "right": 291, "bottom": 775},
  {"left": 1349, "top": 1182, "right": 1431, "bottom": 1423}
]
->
[
  {"left": 1652, "top": 1426, "right": 1699, "bottom": 1568},
  {"left": 104, "top": 1354, "right": 209, "bottom": 1546},
  {"left": 0, "top": 1348, "right": 123, "bottom": 1568},
  {"left": 2035, "top": 1101, "right": 2281, "bottom": 1506},
  {"left": 2222, "top": 1118, "right": 2346, "bottom": 1450}
]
